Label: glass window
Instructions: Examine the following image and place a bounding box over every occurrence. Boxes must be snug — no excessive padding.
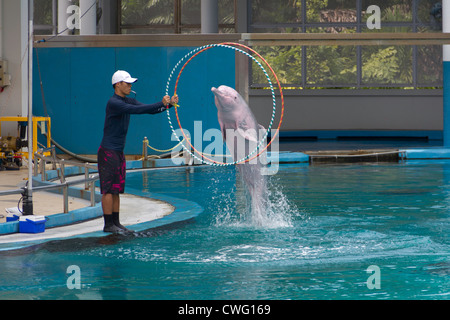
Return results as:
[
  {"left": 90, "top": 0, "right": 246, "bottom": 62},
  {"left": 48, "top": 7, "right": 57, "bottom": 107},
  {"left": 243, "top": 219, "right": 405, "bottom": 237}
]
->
[
  {"left": 33, "top": 0, "right": 443, "bottom": 89},
  {"left": 248, "top": 0, "right": 442, "bottom": 89},
  {"left": 219, "top": 0, "right": 235, "bottom": 25},
  {"left": 252, "top": 46, "right": 303, "bottom": 86},
  {"left": 182, "top": 0, "right": 200, "bottom": 25},
  {"left": 33, "top": 0, "right": 54, "bottom": 35},
  {"left": 180, "top": 0, "right": 235, "bottom": 25},
  {"left": 361, "top": 0, "right": 412, "bottom": 23},
  {"left": 251, "top": 0, "right": 302, "bottom": 25},
  {"left": 416, "top": 45, "right": 443, "bottom": 86},
  {"left": 417, "top": 0, "right": 442, "bottom": 32},
  {"left": 361, "top": 45, "right": 412, "bottom": 85},
  {"left": 307, "top": 0, "right": 358, "bottom": 23},
  {"left": 306, "top": 46, "right": 357, "bottom": 86},
  {"left": 121, "top": 0, "right": 174, "bottom": 26},
  {"left": 121, "top": 0, "right": 235, "bottom": 34}
]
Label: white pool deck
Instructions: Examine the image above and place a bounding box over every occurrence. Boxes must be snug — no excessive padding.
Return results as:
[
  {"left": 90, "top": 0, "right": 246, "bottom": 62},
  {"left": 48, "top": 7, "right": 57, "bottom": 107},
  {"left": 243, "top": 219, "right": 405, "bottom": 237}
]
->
[{"left": 0, "top": 167, "right": 174, "bottom": 248}]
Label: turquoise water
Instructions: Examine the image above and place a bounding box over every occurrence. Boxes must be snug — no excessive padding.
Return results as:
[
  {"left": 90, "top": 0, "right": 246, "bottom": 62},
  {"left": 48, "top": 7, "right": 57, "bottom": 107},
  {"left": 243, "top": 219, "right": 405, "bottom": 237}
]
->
[{"left": 0, "top": 162, "right": 449, "bottom": 300}]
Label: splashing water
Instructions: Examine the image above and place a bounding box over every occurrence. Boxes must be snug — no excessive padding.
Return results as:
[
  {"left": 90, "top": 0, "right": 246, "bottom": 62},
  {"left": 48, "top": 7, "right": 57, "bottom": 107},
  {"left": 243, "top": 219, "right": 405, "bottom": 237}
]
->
[{"left": 213, "top": 166, "right": 299, "bottom": 228}]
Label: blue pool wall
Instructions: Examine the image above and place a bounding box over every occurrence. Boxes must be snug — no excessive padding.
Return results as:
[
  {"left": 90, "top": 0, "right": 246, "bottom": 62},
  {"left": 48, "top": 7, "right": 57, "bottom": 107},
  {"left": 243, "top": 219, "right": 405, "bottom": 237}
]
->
[{"left": 32, "top": 46, "right": 235, "bottom": 155}]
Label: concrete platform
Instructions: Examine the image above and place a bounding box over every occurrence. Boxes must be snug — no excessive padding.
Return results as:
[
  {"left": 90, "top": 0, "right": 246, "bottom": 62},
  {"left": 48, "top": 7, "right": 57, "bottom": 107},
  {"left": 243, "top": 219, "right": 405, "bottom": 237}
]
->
[
  {"left": 0, "top": 193, "right": 175, "bottom": 251},
  {"left": 0, "top": 166, "right": 196, "bottom": 251},
  {"left": 0, "top": 168, "right": 91, "bottom": 223}
]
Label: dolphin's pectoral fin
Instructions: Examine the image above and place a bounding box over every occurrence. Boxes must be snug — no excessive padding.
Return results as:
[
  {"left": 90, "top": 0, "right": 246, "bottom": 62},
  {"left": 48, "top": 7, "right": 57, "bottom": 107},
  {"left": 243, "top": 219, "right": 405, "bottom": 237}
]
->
[
  {"left": 236, "top": 118, "right": 258, "bottom": 142},
  {"left": 237, "top": 127, "right": 258, "bottom": 142},
  {"left": 218, "top": 117, "right": 226, "bottom": 141}
]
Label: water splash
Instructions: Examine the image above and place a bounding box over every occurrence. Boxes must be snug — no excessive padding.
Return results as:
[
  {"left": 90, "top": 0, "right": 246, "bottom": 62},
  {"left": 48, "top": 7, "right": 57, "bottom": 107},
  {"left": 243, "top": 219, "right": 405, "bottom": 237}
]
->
[{"left": 213, "top": 169, "right": 299, "bottom": 228}]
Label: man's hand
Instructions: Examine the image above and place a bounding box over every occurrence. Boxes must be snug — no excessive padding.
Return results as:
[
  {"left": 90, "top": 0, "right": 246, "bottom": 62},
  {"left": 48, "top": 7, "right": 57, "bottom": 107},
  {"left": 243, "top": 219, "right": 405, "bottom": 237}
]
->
[
  {"left": 162, "top": 95, "right": 171, "bottom": 106},
  {"left": 170, "top": 95, "right": 179, "bottom": 106},
  {"left": 162, "top": 95, "right": 179, "bottom": 107}
]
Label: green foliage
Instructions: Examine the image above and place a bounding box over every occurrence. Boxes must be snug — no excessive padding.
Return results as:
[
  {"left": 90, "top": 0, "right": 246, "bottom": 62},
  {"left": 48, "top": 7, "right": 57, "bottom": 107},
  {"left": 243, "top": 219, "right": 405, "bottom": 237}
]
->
[
  {"left": 252, "top": 46, "right": 302, "bottom": 85},
  {"left": 362, "top": 47, "right": 400, "bottom": 84},
  {"left": 307, "top": 45, "right": 356, "bottom": 85},
  {"left": 250, "top": 1, "right": 427, "bottom": 88}
]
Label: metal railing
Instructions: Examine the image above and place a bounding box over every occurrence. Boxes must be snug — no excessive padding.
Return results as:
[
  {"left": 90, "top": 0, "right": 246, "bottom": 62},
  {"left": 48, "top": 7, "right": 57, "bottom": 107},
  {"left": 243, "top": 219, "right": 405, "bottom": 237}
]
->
[{"left": 0, "top": 146, "right": 99, "bottom": 214}]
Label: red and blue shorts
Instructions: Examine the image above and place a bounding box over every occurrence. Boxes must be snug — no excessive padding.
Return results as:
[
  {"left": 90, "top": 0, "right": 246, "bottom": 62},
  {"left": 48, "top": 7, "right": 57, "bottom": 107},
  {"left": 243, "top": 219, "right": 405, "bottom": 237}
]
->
[{"left": 97, "top": 146, "right": 126, "bottom": 194}]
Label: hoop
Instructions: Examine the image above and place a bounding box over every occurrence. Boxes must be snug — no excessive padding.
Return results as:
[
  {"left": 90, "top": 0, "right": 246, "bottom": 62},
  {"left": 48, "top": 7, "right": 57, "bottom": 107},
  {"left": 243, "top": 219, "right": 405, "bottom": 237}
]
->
[{"left": 165, "top": 42, "right": 284, "bottom": 166}]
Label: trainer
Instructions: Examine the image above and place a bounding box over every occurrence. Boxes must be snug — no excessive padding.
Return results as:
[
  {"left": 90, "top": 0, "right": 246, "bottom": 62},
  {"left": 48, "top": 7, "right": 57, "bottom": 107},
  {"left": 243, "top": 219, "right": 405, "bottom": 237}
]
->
[{"left": 98, "top": 70, "right": 178, "bottom": 233}]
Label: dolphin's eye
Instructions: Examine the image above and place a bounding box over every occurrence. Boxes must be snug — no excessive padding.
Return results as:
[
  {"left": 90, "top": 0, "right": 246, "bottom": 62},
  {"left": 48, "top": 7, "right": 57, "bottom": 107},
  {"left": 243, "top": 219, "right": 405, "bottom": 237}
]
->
[{"left": 234, "top": 96, "right": 237, "bottom": 100}]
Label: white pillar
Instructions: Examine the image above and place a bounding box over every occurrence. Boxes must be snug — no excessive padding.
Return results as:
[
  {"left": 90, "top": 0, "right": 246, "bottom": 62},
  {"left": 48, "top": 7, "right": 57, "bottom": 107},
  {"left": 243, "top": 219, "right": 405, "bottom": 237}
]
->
[
  {"left": 443, "top": 1, "right": 450, "bottom": 146},
  {"left": 80, "top": 0, "right": 96, "bottom": 35},
  {"left": 443, "top": 1, "right": 450, "bottom": 59},
  {"left": 0, "top": 0, "right": 3, "bottom": 59},
  {"left": 58, "top": 0, "right": 70, "bottom": 35}
]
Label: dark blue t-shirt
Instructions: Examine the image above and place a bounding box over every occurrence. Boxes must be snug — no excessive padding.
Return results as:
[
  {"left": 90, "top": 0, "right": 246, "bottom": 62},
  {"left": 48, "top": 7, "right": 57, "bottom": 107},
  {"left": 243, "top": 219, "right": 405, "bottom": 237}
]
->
[{"left": 100, "top": 93, "right": 169, "bottom": 152}]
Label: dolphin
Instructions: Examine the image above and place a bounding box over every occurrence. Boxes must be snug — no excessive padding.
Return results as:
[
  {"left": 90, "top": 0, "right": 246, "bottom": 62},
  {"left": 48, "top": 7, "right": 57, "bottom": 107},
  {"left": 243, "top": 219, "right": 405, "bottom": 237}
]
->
[{"left": 211, "top": 85, "right": 268, "bottom": 224}]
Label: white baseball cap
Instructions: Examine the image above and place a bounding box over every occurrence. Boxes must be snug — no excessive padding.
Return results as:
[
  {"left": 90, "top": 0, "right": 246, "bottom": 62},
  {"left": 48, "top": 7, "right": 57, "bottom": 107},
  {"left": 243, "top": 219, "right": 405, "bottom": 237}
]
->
[{"left": 112, "top": 70, "right": 138, "bottom": 85}]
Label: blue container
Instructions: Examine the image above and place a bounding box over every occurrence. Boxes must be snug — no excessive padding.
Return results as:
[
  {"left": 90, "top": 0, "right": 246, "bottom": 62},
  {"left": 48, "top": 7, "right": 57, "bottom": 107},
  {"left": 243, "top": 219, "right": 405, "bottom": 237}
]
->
[
  {"left": 6, "top": 214, "right": 20, "bottom": 222},
  {"left": 19, "top": 216, "right": 46, "bottom": 234}
]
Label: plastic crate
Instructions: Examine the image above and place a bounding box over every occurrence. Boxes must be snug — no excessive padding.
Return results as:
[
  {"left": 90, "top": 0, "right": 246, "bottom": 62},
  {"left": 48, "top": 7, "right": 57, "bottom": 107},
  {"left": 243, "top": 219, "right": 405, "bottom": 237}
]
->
[
  {"left": 5, "top": 207, "right": 21, "bottom": 222},
  {"left": 6, "top": 214, "right": 20, "bottom": 222},
  {"left": 19, "top": 216, "right": 46, "bottom": 233}
]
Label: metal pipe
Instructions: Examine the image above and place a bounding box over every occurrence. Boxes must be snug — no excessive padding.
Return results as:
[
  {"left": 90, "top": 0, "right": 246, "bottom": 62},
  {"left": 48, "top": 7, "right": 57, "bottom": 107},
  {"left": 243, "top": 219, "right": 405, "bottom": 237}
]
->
[
  {"left": 89, "top": 180, "right": 95, "bottom": 207},
  {"left": 62, "top": 184, "right": 68, "bottom": 213},
  {"left": 23, "top": 0, "right": 34, "bottom": 215},
  {"left": 84, "top": 164, "right": 89, "bottom": 190},
  {"left": 59, "top": 159, "right": 65, "bottom": 183},
  {"left": 201, "top": 0, "right": 218, "bottom": 34}
]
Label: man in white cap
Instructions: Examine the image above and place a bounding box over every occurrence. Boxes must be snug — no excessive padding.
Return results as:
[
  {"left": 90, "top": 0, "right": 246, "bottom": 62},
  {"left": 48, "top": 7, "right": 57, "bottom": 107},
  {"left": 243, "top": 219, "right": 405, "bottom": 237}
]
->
[{"left": 98, "top": 70, "right": 178, "bottom": 233}]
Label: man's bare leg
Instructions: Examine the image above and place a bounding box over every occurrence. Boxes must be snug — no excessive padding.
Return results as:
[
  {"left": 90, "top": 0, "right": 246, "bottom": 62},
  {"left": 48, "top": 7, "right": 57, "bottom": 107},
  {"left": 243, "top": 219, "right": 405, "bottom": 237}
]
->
[{"left": 102, "top": 193, "right": 122, "bottom": 232}]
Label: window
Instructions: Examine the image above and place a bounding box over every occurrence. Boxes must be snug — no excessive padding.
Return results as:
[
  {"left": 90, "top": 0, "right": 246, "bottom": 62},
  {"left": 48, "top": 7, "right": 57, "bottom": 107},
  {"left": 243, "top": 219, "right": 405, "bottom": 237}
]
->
[
  {"left": 119, "top": 0, "right": 236, "bottom": 34},
  {"left": 249, "top": 0, "right": 442, "bottom": 89}
]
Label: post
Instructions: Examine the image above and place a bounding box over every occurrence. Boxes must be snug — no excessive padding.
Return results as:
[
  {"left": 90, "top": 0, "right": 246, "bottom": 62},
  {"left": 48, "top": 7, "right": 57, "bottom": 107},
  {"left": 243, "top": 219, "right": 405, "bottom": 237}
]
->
[
  {"left": 201, "top": 0, "right": 218, "bottom": 33},
  {"left": 235, "top": 0, "right": 248, "bottom": 33},
  {"left": 236, "top": 40, "right": 249, "bottom": 104},
  {"left": 84, "top": 164, "right": 89, "bottom": 190},
  {"left": 58, "top": 0, "right": 71, "bottom": 35},
  {"left": 143, "top": 136, "right": 148, "bottom": 160},
  {"left": 80, "top": 0, "right": 96, "bottom": 35},
  {"left": 33, "top": 151, "right": 39, "bottom": 176},
  {"left": 40, "top": 155, "right": 46, "bottom": 181},
  {"left": 90, "top": 180, "right": 95, "bottom": 207},
  {"left": 59, "top": 159, "right": 66, "bottom": 183},
  {"left": 63, "top": 184, "right": 68, "bottom": 213},
  {"left": 443, "top": 1, "right": 450, "bottom": 147},
  {"left": 22, "top": 0, "right": 34, "bottom": 215},
  {"left": 51, "top": 145, "right": 57, "bottom": 170}
]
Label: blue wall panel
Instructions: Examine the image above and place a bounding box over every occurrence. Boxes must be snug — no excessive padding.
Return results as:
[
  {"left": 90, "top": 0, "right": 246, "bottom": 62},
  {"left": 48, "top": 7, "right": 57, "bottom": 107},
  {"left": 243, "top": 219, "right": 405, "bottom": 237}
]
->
[{"left": 33, "top": 46, "right": 235, "bottom": 155}]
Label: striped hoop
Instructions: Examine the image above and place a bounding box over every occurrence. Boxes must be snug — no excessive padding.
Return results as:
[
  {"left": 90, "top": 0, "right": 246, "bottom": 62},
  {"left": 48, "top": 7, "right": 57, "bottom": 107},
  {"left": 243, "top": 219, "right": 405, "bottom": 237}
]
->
[{"left": 165, "top": 42, "right": 284, "bottom": 166}]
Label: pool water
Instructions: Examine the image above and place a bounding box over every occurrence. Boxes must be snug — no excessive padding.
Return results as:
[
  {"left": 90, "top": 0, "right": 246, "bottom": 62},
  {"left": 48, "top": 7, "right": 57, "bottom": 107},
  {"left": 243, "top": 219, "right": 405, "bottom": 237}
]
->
[{"left": 0, "top": 162, "right": 448, "bottom": 300}]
